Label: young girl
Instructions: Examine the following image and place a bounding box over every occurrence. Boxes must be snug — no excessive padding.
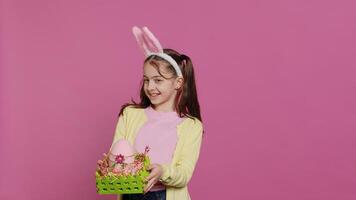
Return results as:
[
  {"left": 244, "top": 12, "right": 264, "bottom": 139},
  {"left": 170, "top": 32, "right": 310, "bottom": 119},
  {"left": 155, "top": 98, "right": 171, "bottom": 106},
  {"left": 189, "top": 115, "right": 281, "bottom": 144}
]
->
[{"left": 110, "top": 26, "right": 203, "bottom": 200}]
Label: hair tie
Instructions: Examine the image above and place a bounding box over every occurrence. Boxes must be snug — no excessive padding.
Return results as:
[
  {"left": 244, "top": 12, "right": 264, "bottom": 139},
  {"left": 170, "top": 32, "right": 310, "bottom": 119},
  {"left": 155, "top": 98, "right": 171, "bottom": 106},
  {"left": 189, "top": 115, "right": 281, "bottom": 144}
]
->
[{"left": 132, "top": 26, "right": 183, "bottom": 78}]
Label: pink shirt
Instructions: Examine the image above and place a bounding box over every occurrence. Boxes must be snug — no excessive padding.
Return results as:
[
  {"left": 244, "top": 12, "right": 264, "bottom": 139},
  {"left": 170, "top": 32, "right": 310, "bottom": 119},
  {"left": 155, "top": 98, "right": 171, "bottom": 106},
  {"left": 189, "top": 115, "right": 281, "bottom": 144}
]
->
[{"left": 134, "top": 106, "right": 184, "bottom": 191}]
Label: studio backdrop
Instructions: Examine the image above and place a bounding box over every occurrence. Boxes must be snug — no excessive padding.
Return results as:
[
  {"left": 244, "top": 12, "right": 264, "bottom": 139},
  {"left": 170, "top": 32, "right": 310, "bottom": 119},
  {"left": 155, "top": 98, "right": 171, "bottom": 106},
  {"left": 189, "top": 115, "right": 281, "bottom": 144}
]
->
[{"left": 1, "top": 0, "right": 355, "bottom": 199}]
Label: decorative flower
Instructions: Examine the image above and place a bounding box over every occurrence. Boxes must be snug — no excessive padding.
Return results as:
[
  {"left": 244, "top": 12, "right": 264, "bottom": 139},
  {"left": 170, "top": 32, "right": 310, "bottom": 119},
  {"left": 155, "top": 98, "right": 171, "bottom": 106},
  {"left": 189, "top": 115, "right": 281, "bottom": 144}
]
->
[
  {"left": 115, "top": 154, "right": 125, "bottom": 164},
  {"left": 97, "top": 155, "right": 110, "bottom": 176},
  {"left": 134, "top": 153, "right": 145, "bottom": 163},
  {"left": 144, "top": 146, "right": 150, "bottom": 154}
]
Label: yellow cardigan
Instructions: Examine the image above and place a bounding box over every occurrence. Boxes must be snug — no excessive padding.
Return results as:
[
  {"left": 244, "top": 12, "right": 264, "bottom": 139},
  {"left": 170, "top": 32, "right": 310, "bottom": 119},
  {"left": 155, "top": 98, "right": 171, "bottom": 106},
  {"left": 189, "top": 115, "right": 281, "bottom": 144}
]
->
[{"left": 111, "top": 106, "right": 203, "bottom": 200}]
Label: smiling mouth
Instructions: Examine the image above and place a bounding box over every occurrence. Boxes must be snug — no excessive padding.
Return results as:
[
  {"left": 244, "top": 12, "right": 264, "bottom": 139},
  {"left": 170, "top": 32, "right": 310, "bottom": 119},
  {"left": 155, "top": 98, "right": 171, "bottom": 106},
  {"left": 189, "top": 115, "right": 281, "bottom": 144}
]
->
[
  {"left": 148, "top": 93, "right": 161, "bottom": 97},
  {"left": 150, "top": 94, "right": 160, "bottom": 97}
]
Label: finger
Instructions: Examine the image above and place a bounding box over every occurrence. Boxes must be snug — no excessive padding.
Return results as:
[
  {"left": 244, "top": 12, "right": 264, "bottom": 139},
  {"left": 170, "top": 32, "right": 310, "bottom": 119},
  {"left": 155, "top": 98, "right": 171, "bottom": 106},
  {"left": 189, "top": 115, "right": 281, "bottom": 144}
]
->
[
  {"left": 145, "top": 166, "right": 157, "bottom": 181},
  {"left": 145, "top": 183, "right": 154, "bottom": 194},
  {"left": 143, "top": 180, "right": 150, "bottom": 193},
  {"left": 144, "top": 179, "right": 155, "bottom": 193},
  {"left": 147, "top": 178, "right": 156, "bottom": 188},
  {"left": 145, "top": 171, "right": 156, "bottom": 181}
]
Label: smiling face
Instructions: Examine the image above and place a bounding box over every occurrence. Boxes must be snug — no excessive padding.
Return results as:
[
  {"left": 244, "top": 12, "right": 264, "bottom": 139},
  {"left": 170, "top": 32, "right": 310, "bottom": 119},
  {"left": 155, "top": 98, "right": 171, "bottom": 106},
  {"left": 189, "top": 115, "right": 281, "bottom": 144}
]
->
[{"left": 143, "top": 61, "right": 183, "bottom": 112}]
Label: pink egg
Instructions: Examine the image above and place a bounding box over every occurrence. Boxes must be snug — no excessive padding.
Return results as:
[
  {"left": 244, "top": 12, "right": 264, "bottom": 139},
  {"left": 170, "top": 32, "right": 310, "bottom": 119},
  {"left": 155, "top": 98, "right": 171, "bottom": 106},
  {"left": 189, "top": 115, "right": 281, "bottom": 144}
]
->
[{"left": 109, "top": 139, "right": 137, "bottom": 168}]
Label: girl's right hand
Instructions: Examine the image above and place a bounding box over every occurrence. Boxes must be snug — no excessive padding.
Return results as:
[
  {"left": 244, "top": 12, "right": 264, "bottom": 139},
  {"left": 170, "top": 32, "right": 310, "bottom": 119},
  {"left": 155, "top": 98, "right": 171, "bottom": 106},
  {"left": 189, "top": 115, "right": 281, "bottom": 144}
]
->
[{"left": 144, "top": 164, "right": 163, "bottom": 193}]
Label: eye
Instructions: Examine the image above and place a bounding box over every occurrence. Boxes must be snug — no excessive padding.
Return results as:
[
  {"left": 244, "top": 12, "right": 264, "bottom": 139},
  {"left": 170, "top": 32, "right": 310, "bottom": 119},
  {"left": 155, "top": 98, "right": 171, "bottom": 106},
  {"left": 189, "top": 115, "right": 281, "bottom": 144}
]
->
[{"left": 154, "top": 79, "right": 162, "bottom": 83}]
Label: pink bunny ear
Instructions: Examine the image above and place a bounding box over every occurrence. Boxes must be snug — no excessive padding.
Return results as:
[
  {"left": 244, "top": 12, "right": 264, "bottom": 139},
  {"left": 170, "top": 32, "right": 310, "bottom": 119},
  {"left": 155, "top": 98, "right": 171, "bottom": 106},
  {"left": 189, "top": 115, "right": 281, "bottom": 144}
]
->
[
  {"left": 132, "top": 26, "right": 164, "bottom": 56},
  {"left": 141, "top": 26, "right": 163, "bottom": 53},
  {"left": 132, "top": 26, "right": 150, "bottom": 56}
]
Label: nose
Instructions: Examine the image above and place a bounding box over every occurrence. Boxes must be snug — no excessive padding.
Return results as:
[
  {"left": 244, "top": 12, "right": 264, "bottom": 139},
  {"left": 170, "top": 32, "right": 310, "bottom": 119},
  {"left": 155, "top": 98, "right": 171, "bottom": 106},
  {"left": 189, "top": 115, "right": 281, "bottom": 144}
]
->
[{"left": 147, "top": 80, "right": 155, "bottom": 90}]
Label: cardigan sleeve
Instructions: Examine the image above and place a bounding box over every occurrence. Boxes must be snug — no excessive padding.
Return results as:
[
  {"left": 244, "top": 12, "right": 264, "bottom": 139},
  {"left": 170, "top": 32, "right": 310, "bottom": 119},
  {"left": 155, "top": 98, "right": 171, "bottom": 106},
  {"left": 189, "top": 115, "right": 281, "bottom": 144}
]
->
[
  {"left": 110, "top": 107, "right": 129, "bottom": 151},
  {"left": 159, "top": 119, "right": 203, "bottom": 188}
]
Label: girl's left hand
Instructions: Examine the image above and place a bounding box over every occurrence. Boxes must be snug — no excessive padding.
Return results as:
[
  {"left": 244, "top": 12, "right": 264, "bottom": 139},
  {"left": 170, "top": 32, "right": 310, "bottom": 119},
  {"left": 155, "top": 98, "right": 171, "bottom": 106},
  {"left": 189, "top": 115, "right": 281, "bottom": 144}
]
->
[{"left": 144, "top": 164, "right": 163, "bottom": 193}]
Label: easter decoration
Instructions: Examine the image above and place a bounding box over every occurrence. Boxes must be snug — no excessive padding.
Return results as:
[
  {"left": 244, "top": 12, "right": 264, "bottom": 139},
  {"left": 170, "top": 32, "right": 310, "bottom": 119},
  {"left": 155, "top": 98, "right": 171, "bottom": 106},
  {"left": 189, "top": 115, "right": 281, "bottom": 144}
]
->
[
  {"left": 132, "top": 26, "right": 183, "bottom": 78},
  {"left": 95, "top": 139, "right": 151, "bottom": 194}
]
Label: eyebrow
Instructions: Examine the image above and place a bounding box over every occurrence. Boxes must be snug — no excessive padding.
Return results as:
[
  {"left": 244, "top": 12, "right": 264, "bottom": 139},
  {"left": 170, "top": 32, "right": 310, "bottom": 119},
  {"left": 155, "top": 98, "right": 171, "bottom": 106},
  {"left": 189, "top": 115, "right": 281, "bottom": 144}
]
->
[{"left": 143, "top": 75, "right": 163, "bottom": 79}]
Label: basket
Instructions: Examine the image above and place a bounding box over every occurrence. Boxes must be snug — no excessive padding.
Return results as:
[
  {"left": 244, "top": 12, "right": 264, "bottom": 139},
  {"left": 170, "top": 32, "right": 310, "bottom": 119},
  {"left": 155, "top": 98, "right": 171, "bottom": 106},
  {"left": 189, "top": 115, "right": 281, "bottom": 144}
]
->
[{"left": 96, "top": 155, "right": 150, "bottom": 194}]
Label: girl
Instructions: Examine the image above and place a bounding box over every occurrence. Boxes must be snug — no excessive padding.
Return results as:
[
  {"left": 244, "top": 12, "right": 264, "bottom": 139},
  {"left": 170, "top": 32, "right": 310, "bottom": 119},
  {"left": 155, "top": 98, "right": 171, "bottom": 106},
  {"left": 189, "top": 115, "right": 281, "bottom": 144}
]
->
[{"left": 111, "top": 26, "right": 203, "bottom": 200}]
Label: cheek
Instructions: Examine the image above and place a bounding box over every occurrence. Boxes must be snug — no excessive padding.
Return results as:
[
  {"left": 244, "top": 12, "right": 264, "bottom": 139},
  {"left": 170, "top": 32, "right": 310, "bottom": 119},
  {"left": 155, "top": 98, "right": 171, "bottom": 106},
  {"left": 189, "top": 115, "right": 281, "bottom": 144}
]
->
[
  {"left": 158, "top": 85, "right": 169, "bottom": 92},
  {"left": 143, "top": 83, "right": 149, "bottom": 90},
  {"left": 161, "top": 86, "right": 175, "bottom": 95}
]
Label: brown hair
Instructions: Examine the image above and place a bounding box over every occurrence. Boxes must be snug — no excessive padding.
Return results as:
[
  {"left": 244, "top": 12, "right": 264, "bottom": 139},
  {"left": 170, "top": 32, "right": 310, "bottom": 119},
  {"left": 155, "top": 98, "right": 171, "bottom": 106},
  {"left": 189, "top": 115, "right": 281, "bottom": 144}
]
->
[{"left": 118, "top": 48, "right": 202, "bottom": 123}]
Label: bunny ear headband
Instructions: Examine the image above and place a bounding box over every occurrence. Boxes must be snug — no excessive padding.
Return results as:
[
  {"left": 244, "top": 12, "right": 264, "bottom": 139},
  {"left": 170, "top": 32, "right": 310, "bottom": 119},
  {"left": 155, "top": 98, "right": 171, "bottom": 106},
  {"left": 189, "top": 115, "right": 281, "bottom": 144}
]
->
[{"left": 132, "top": 26, "right": 183, "bottom": 78}]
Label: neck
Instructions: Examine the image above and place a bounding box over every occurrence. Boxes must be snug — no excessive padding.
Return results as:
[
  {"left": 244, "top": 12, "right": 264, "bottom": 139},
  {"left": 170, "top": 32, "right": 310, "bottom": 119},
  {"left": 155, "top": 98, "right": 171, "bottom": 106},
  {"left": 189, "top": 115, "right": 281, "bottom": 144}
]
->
[{"left": 152, "top": 104, "right": 175, "bottom": 112}]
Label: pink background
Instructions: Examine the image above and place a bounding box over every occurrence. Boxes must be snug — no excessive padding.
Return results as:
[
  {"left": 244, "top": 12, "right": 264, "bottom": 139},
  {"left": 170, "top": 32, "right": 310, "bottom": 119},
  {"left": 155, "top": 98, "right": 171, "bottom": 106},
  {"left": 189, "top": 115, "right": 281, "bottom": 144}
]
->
[{"left": 1, "top": 0, "right": 356, "bottom": 199}]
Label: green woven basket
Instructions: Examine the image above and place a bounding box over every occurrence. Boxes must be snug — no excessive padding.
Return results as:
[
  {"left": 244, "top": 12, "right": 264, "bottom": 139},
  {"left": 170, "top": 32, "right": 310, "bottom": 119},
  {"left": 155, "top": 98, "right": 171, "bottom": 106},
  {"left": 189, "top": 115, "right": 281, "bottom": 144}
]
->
[{"left": 96, "top": 156, "right": 150, "bottom": 194}]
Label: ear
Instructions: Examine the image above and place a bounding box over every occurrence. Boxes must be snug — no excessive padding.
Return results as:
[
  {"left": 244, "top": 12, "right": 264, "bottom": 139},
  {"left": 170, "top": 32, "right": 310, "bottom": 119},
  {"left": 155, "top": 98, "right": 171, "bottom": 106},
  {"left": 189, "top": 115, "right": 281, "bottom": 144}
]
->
[{"left": 175, "top": 77, "right": 184, "bottom": 90}]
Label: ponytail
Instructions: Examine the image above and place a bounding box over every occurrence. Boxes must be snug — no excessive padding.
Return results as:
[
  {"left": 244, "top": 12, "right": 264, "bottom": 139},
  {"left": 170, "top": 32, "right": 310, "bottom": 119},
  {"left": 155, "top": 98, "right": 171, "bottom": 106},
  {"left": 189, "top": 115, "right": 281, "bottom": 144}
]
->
[{"left": 175, "top": 53, "right": 202, "bottom": 122}]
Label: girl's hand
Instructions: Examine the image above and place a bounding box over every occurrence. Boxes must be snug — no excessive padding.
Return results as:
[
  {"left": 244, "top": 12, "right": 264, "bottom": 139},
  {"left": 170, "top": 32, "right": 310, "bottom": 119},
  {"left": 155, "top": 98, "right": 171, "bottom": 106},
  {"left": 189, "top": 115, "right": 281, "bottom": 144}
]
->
[{"left": 144, "top": 164, "right": 163, "bottom": 193}]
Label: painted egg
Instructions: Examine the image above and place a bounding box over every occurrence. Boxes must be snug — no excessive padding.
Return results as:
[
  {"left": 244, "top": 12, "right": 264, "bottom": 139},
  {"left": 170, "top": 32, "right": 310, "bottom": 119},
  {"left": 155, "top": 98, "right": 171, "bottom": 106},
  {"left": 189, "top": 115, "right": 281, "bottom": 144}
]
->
[{"left": 109, "top": 139, "right": 137, "bottom": 168}]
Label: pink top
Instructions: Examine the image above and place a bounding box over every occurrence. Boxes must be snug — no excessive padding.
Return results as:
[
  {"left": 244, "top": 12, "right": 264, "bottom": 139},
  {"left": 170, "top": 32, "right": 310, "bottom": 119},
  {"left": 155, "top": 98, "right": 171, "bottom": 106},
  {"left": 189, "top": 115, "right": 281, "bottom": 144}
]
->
[{"left": 134, "top": 106, "right": 184, "bottom": 191}]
